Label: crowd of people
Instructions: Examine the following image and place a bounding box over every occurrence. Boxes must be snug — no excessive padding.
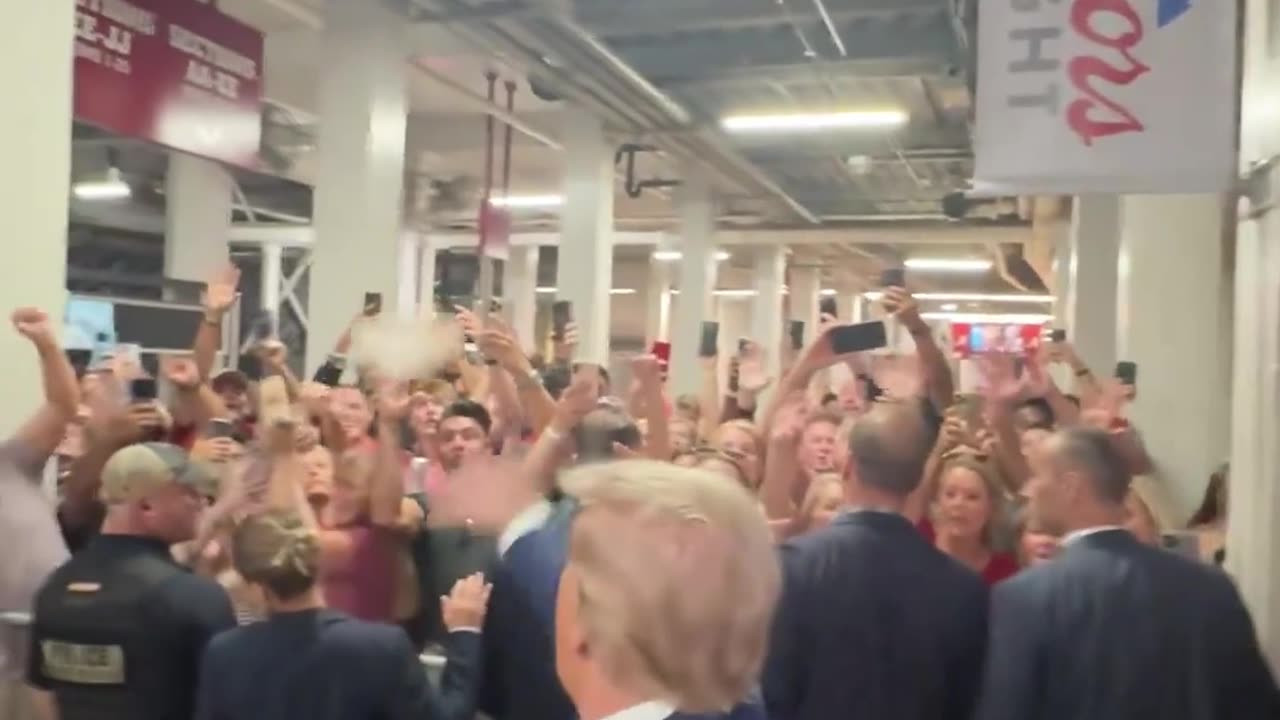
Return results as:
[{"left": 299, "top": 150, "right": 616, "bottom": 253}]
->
[{"left": 0, "top": 263, "right": 1276, "bottom": 720}]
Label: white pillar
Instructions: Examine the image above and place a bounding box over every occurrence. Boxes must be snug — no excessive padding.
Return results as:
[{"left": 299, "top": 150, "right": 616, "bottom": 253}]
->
[
  {"left": 306, "top": 0, "right": 407, "bottom": 373},
  {"left": 419, "top": 237, "right": 438, "bottom": 316},
  {"left": 644, "top": 257, "right": 672, "bottom": 345},
  {"left": 849, "top": 294, "right": 867, "bottom": 324},
  {"left": 396, "top": 231, "right": 421, "bottom": 318},
  {"left": 556, "top": 111, "right": 614, "bottom": 364},
  {"left": 789, "top": 267, "right": 821, "bottom": 333},
  {"left": 669, "top": 170, "right": 718, "bottom": 396},
  {"left": 260, "top": 244, "right": 283, "bottom": 335},
  {"left": 1117, "top": 195, "right": 1228, "bottom": 516},
  {"left": 504, "top": 245, "right": 540, "bottom": 351},
  {"left": 1229, "top": 1, "right": 1280, "bottom": 671},
  {"left": 1064, "top": 195, "right": 1121, "bottom": 372},
  {"left": 164, "top": 153, "right": 231, "bottom": 285},
  {"left": 751, "top": 246, "right": 786, "bottom": 377},
  {"left": 0, "top": 0, "right": 72, "bottom": 437}
]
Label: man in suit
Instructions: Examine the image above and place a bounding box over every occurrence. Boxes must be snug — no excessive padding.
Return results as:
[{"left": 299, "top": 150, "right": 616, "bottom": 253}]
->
[
  {"left": 437, "top": 457, "right": 779, "bottom": 720},
  {"left": 763, "top": 401, "right": 989, "bottom": 720},
  {"left": 977, "top": 426, "right": 1280, "bottom": 720}
]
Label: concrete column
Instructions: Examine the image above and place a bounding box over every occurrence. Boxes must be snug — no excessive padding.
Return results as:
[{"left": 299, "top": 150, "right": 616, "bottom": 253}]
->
[
  {"left": 1064, "top": 195, "right": 1121, "bottom": 373},
  {"left": 644, "top": 256, "right": 672, "bottom": 345},
  {"left": 0, "top": 0, "right": 73, "bottom": 437},
  {"left": 164, "top": 153, "right": 231, "bottom": 284},
  {"left": 1117, "top": 195, "right": 1228, "bottom": 516},
  {"left": 306, "top": 0, "right": 407, "bottom": 373},
  {"left": 504, "top": 245, "right": 540, "bottom": 351},
  {"left": 751, "top": 246, "right": 787, "bottom": 377},
  {"left": 419, "top": 237, "right": 438, "bottom": 316},
  {"left": 717, "top": 296, "right": 748, "bottom": 386},
  {"left": 669, "top": 170, "right": 718, "bottom": 396},
  {"left": 1228, "top": 4, "right": 1280, "bottom": 671},
  {"left": 556, "top": 111, "right": 614, "bottom": 364},
  {"left": 789, "top": 267, "right": 821, "bottom": 332},
  {"left": 260, "top": 244, "right": 283, "bottom": 335},
  {"left": 849, "top": 293, "right": 867, "bottom": 324}
]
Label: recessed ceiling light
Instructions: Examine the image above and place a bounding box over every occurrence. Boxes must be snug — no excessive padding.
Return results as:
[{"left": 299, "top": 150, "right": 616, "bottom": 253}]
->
[{"left": 489, "top": 194, "right": 563, "bottom": 209}]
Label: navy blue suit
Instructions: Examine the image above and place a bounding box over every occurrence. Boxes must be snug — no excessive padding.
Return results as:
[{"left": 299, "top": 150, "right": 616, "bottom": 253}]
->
[
  {"left": 763, "top": 511, "right": 988, "bottom": 720},
  {"left": 976, "top": 528, "right": 1280, "bottom": 720},
  {"left": 480, "top": 501, "right": 768, "bottom": 720}
]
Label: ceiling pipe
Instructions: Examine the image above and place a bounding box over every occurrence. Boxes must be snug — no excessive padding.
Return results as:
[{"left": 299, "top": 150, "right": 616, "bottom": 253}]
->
[{"left": 408, "top": 58, "right": 563, "bottom": 150}]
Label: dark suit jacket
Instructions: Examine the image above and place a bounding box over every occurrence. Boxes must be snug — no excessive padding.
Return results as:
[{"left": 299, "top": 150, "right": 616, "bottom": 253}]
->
[
  {"left": 976, "top": 528, "right": 1280, "bottom": 720},
  {"left": 480, "top": 500, "right": 769, "bottom": 720},
  {"left": 763, "top": 511, "right": 989, "bottom": 720}
]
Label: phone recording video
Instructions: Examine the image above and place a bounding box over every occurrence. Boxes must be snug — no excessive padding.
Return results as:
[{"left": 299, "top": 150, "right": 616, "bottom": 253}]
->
[
  {"left": 699, "top": 321, "right": 720, "bottom": 358},
  {"left": 1115, "top": 361, "right": 1138, "bottom": 386},
  {"left": 1050, "top": 328, "right": 1067, "bottom": 343},
  {"left": 552, "top": 300, "right": 573, "bottom": 341},
  {"left": 819, "top": 296, "right": 839, "bottom": 318},
  {"left": 363, "top": 292, "right": 383, "bottom": 316},
  {"left": 879, "top": 267, "right": 906, "bottom": 289},
  {"left": 828, "top": 321, "right": 888, "bottom": 355},
  {"left": 128, "top": 377, "right": 158, "bottom": 403},
  {"left": 789, "top": 320, "right": 806, "bottom": 351},
  {"left": 207, "top": 418, "right": 236, "bottom": 439}
]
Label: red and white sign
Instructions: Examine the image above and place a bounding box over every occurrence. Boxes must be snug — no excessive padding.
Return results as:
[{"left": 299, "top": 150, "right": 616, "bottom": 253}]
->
[
  {"left": 73, "top": 0, "right": 263, "bottom": 168},
  {"left": 949, "top": 323, "right": 1045, "bottom": 359},
  {"left": 973, "top": 0, "right": 1236, "bottom": 194}
]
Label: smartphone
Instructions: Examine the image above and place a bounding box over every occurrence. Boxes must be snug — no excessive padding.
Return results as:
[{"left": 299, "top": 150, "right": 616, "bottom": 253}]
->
[
  {"left": 699, "top": 321, "right": 720, "bottom": 358},
  {"left": 820, "top": 296, "right": 839, "bottom": 318},
  {"left": 1115, "top": 361, "right": 1138, "bottom": 385},
  {"left": 363, "top": 292, "right": 383, "bottom": 316},
  {"left": 313, "top": 362, "right": 342, "bottom": 387},
  {"left": 463, "top": 341, "right": 483, "bottom": 365},
  {"left": 208, "top": 418, "right": 236, "bottom": 439},
  {"left": 552, "top": 300, "right": 573, "bottom": 341},
  {"left": 828, "top": 320, "right": 888, "bottom": 355},
  {"left": 880, "top": 267, "right": 906, "bottom": 288},
  {"left": 1050, "top": 328, "right": 1067, "bottom": 343},
  {"left": 789, "top": 320, "right": 805, "bottom": 351},
  {"left": 128, "top": 377, "right": 158, "bottom": 402},
  {"left": 1161, "top": 531, "right": 1201, "bottom": 560},
  {"left": 738, "top": 337, "right": 750, "bottom": 354}
]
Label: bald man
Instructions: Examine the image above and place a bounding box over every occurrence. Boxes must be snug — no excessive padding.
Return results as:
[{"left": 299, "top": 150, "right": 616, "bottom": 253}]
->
[
  {"left": 763, "top": 401, "right": 988, "bottom": 720},
  {"left": 977, "top": 427, "right": 1279, "bottom": 720}
]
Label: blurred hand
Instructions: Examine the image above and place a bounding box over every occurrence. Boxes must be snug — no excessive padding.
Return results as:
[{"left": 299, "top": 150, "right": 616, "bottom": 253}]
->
[
  {"left": 11, "top": 307, "right": 54, "bottom": 346},
  {"left": 256, "top": 340, "right": 288, "bottom": 371},
  {"left": 553, "top": 322, "right": 580, "bottom": 362},
  {"left": 976, "top": 354, "right": 1026, "bottom": 406},
  {"left": 769, "top": 392, "right": 809, "bottom": 444},
  {"left": 202, "top": 263, "right": 240, "bottom": 316},
  {"left": 551, "top": 368, "right": 600, "bottom": 433},
  {"left": 871, "top": 355, "right": 922, "bottom": 401},
  {"left": 192, "top": 436, "right": 243, "bottom": 464},
  {"left": 881, "top": 287, "right": 922, "bottom": 328},
  {"left": 298, "top": 382, "right": 331, "bottom": 418},
  {"left": 89, "top": 402, "right": 169, "bottom": 447},
  {"left": 738, "top": 342, "right": 772, "bottom": 395},
  {"left": 1081, "top": 379, "right": 1126, "bottom": 431},
  {"left": 441, "top": 572, "right": 492, "bottom": 631},
  {"left": 630, "top": 354, "right": 662, "bottom": 388},
  {"left": 1022, "top": 349, "right": 1052, "bottom": 397},
  {"left": 453, "top": 306, "right": 481, "bottom": 336},
  {"left": 939, "top": 410, "right": 968, "bottom": 450},
  {"left": 293, "top": 418, "right": 320, "bottom": 453},
  {"left": 375, "top": 381, "right": 411, "bottom": 424},
  {"left": 475, "top": 328, "right": 525, "bottom": 372},
  {"left": 160, "top": 355, "right": 200, "bottom": 391}
]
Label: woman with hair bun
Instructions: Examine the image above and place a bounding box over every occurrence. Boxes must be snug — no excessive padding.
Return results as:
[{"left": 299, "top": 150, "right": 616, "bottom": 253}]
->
[{"left": 193, "top": 510, "right": 491, "bottom": 720}]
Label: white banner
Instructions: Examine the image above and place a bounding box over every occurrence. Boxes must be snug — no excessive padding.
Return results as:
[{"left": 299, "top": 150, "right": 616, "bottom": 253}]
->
[{"left": 973, "top": 0, "right": 1238, "bottom": 195}]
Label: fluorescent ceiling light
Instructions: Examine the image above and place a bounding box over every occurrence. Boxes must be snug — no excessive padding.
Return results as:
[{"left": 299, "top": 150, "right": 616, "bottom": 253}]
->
[
  {"left": 669, "top": 288, "right": 757, "bottom": 297},
  {"left": 536, "top": 287, "right": 636, "bottom": 295},
  {"left": 940, "top": 303, "right": 959, "bottom": 311},
  {"left": 489, "top": 194, "right": 563, "bottom": 209},
  {"left": 653, "top": 250, "right": 731, "bottom": 262},
  {"left": 721, "top": 110, "right": 907, "bottom": 133},
  {"left": 819, "top": 289, "right": 838, "bottom": 297},
  {"left": 72, "top": 167, "right": 131, "bottom": 201},
  {"left": 921, "top": 312, "right": 1055, "bottom": 324},
  {"left": 863, "top": 291, "right": 1054, "bottom": 304},
  {"left": 904, "top": 258, "right": 994, "bottom": 272}
]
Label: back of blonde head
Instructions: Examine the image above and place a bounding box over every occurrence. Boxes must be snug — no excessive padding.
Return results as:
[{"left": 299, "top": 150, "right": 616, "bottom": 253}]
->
[
  {"left": 559, "top": 460, "right": 781, "bottom": 712},
  {"left": 231, "top": 510, "right": 320, "bottom": 601}
]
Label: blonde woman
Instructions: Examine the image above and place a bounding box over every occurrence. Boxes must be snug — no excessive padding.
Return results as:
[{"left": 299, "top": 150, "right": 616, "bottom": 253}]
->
[{"left": 193, "top": 510, "right": 490, "bottom": 720}]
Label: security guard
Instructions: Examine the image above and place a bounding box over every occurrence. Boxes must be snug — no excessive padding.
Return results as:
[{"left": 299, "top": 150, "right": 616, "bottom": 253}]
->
[{"left": 26, "top": 442, "right": 235, "bottom": 719}]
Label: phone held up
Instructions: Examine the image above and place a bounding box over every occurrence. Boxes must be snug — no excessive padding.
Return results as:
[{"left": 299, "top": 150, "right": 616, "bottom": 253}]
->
[
  {"left": 879, "top": 267, "right": 906, "bottom": 289},
  {"left": 828, "top": 320, "right": 888, "bottom": 355},
  {"left": 699, "top": 321, "right": 720, "bottom": 359},
  {"left": 363, "top": 292, "right": 383, "bottom": 317},
  {"left": 552, "top": 300, "right": 573, "bottom": 341}
]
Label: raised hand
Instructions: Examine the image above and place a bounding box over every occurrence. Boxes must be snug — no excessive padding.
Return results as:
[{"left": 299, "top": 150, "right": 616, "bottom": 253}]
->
[
  {"left": 881, "top": 286, "right": 923, "bottom": 328},
  {"left": 976, "top": 354, "right": 1026, "bottom": 405},
  {"left": 630, "top": 353, "right": 663, "bottom": 388},
  {"left": 202, "top": 263, "right": 240, "bottom": 317},
  {"left": 374, "top": 381, "right": 412, "bottom": 424},
  {"left": 441, "top": 572, "right": 493, "bottom": 631},
  {"left": 553, "top": 322, "right": 580, "bottom": 362},
  {"left": 160, "top": 354, "right": 200, "bottom": 390},
  {"left": 256, "top": 340, "right": 289, "bottom": 371},
  {"left": 552, "top": 367, "right": 601, "bottom": 432},
  {"left": 11, "top": 307, "right": 54, "bottom": 346},
  {"left": 738, "top": 342, "right": 773, "bottom": 394}
]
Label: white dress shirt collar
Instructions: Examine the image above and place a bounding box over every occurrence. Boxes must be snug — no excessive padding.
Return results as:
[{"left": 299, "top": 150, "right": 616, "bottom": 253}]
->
[
  {"left": 1060, "top": 525, "right": 1126, "bottom": 547},
  {"left": 497, "top": 498, "right": 554, "bottom": 558},
  {"left": 598, "top": 700, "right": 678, "bottom": 720}
]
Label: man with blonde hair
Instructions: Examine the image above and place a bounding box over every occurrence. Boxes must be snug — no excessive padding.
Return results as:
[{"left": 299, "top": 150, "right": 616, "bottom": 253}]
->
[
  {"left": 433, "top": 457, "right": 778, "bottom": 720},
  {"left": 554, "top": 460, "right": 780, "bottom": 720}
]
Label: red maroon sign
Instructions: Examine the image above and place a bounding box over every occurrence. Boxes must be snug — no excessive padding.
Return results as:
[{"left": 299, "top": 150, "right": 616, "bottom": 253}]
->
[
  {"left": 74, "top": 0, "right": 263, "bottom": 168},
  {"left": 477, "top": 200, "right": 512, "bottom": 261}
]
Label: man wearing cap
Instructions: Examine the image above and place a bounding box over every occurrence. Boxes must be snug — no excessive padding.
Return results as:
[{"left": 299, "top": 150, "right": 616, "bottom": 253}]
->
[{"left": 25, "top": 443, "right": 235, "bottom": 720}]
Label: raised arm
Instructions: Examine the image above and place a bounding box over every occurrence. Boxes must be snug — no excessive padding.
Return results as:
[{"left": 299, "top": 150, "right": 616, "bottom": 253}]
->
[
  {"left": 8, "top": 308, "right": 80, "bottom": 460},
  {"left": 882, "top": 287, "right": 954, "bottom": 409}
]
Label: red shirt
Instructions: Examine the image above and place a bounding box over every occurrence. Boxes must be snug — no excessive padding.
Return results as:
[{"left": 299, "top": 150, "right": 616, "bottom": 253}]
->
[{"left": 917, "top": 518, "right": 1020, "bottom": 586}]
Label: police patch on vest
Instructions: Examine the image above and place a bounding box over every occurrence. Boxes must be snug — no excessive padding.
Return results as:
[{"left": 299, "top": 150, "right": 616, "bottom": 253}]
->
[{"left": 40, "top": 640, "right": 125, "bottom": 684}]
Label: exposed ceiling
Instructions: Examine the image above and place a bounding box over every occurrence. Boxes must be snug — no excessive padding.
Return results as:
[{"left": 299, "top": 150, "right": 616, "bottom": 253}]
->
[{"left": 70, "top": 0, "right": 1052, "bottom": 302}]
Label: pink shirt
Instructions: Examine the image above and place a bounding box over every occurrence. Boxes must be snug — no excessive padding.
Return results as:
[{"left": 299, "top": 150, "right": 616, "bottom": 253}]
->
[{"left": 320, "top": 523, "right": 398, "bottom": 622}]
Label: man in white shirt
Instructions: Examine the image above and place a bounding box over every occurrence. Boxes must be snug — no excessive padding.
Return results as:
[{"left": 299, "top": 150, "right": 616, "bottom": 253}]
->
[{"left": 977, "top": 426, "right": 1279, "bottom": 720}]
